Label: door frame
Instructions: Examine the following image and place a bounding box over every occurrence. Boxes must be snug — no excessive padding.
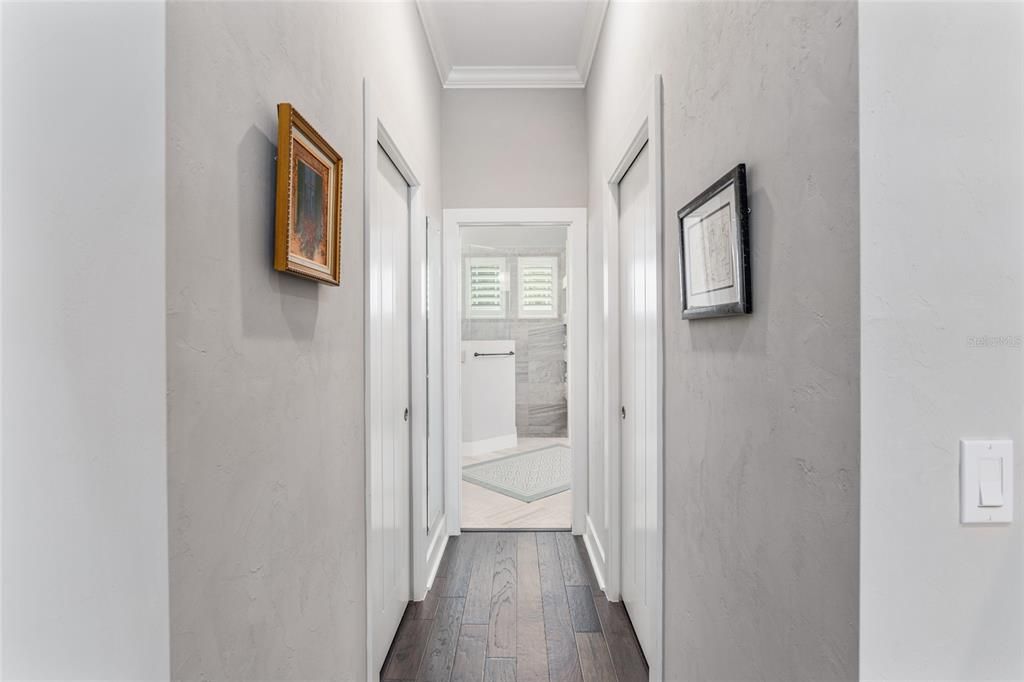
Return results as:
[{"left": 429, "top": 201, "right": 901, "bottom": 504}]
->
[
  {"left": 363, "top": 79, "right": 434, "bottom": 680},
  {"left": 602, "top": 75, "right": 664, "bottom": 680},
  {"left": 442, "top": 207, "right": 588, "bottom": 535}
]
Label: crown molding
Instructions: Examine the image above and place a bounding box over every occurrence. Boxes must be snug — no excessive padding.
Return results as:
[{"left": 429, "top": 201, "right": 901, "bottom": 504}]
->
[
  {"left": 576, "top": 0, "right": 609, "bottom": 84},
  {"left": 444, "top": 65, "right": 585, "bottom": 89}
]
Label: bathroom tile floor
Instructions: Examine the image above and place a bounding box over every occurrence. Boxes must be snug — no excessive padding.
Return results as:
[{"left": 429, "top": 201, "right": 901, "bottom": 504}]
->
[{"left": 462, "top": 437, "right": 571, "bottom": 530}]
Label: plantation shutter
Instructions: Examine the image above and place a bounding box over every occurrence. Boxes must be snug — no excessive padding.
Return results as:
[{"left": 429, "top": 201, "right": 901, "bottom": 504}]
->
[
  {"left": 465, "top": 257, "right": 507, "bottom": 318},
  {"left": 518, "top": 256, "right": 559, "bottom": 319}
]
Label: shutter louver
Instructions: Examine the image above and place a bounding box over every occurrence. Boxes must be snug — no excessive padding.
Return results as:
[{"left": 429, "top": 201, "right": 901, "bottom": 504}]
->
[
  {"left": 518, "top": 257, "right": 559, "bottom": 319},
  {"left": 465, "top": 257, "right": 507, "bottom": 318}
]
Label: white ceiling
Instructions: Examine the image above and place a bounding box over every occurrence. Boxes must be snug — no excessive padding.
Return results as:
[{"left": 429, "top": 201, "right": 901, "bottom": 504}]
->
[{"left": 416, "top": 1, "right": 608, "bottom": 89}]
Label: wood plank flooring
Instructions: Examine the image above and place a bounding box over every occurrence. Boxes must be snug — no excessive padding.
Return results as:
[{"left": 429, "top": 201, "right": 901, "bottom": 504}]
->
[{"left": 382, "top": 532, "right": 648, "bottom": 682}]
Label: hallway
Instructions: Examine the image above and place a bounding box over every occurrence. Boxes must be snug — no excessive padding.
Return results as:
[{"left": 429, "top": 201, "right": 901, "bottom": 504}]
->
[
  {"left": 382, "top": 532, "right": 647, "bottom": 682},
  {"left": 7, "top": 1, "right": 1024, "bottom": 680}
]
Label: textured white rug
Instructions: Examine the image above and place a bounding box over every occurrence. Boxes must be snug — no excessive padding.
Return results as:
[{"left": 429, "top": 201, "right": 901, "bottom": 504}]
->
[{"left": 462, "top": 445, "right": 571, "bottom": 503}]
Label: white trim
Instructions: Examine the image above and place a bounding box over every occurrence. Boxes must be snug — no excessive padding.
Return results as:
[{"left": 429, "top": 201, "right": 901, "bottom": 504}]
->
[
  {"left": 0, "top": 2, "right": 5, "bottom": 673},
  {"left": 603, "top": 75, "right": 664, "bottom": 681},
  {"left": 442, "top": 218, "right": 462, "bottom": 536},
  {"left": 364, "top": 79, "right": 426, "bottom": 680},
  {"left": 565, "top": 211, "right": 589, "bottom": 535},
  {"left": 463, "top": 433, "right": 518, "bottom": 458},
  {"left": 445, "top": 65, "right": 584, "bottom": 89},
  {"left": 576, "top": 0, "right": 609, "bottom": 85},
  {"left": 443, "top": 208, "right": 588, "bottom": 534},
  {"left": 584, "top": 515, "right": 607, "bottom": 591},
  {"left": 422, "top": 518, "right": 448, "bottom": 593}
]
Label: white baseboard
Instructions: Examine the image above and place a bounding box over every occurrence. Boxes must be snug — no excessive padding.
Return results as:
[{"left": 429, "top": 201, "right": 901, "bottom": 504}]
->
[
  {"left": 584, "top": 515, "right": 607, "bottom": 592},
  {"left": 423, "top": 515, "right": 449, "bottom": 593},
  {"left": 462, "top": 433, "right": 517, "bottom": 458}
]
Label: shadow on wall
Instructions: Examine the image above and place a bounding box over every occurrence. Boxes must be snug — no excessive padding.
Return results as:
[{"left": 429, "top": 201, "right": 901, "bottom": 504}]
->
[{"left": 237, "top": 124, "right": 320, "bottom": 344}]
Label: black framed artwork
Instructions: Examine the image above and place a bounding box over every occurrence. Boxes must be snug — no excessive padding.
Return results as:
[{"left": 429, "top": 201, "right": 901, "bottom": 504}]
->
[{"left": 677, "top": 164, "right": 752, "bottom": 319}]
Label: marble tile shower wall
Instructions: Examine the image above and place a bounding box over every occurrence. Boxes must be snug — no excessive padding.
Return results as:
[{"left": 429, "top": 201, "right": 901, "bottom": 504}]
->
[{"left": 463, "top": 246, "right": 567, "bottom": 437}]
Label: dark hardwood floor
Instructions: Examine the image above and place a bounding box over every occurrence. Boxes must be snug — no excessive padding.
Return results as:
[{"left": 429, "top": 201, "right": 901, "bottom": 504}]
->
[{"left": 381, "top": 532, "right": 648, "bottom": 682}]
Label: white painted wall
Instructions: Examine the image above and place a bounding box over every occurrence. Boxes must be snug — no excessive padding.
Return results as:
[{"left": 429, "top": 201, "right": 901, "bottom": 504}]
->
[
  {"left": 587, "top": 2, "right": 860, "bottom": 678},
  {"left": 860, "top": 3, "right": 1024, "bottom": 679},
  {"left": 0, "top": 2, "right": 5, "bottom": 674},
  {"left": 1, "top": 3, "right": 169, "bottom": 678},
  {"left": 442, "top": 89, "right": 587, "bottom": 209},
  {"left": 166, "top": 3, "right": 441, "bottom": 679}
]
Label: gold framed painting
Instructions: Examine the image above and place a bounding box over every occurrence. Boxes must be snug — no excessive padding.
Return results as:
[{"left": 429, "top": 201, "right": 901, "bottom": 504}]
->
[{"left": 274, "top": 103, "right": 343, "bottom": 285}]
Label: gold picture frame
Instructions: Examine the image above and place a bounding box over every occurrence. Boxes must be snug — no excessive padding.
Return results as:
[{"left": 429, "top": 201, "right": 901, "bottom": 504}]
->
[{"left": 274, "top": 103, "right": 343, "bottom": 285}]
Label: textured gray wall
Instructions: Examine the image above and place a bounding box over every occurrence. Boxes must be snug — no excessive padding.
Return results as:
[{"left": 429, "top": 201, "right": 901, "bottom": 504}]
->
[
  {"left": 860, "top": 3, "right": 1024, "bottom": 679},
  {"left": 166, "top": 3, "right": 441, "bottom": 679},
  {"left": 442, "top": 89, "right": 587, "bottom": 209},
  {"left": 586, "top": 2, "right": 860, "bottom": 679}
]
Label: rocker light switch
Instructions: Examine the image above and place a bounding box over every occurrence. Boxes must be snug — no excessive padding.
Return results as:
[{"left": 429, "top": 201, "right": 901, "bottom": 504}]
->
[
  {"left": 961, "top": 440, "right": 1013, "bottom": 523},
  {"left": 978, "top": 457, "right": 1004, "bottom": 507}
]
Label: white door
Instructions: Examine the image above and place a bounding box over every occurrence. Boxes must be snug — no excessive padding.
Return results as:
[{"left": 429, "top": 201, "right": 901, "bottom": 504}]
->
[
  {"left": 372, "top": 143, "right": 412, "bottom": 666},
  {"left": 618, "top": 142, "right": 657, "bottom": 658}
]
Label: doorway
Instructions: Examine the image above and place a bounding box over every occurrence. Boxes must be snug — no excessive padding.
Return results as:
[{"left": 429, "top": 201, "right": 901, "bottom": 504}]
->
[{"left": 443, "top": 209, "right": 587, "bottom": 533}]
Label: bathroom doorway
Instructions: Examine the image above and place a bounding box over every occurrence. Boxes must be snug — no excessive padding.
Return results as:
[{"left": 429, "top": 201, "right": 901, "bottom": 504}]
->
[{"left": 442, "top": 209, "right": 587, "bottom": 532}]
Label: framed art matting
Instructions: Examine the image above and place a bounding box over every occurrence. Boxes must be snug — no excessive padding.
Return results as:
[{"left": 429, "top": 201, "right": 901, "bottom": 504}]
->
[
  {"left": 274, "top": 103, "right": 343, "bottom": 285},
  {"left": 677, "top": 163, "right": 751, "bottom": 319}
]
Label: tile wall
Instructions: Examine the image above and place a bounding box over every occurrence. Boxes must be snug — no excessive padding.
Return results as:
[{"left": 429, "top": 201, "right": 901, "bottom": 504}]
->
[{"left": 462, "top": 246, "right": 567, "bottom": 437}]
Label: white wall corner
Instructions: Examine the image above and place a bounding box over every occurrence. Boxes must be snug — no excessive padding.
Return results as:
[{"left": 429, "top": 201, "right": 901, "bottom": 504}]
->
[
  {"left": 415, "top": 0, "right": 452, "bottom": 87},
  {"left": 576, "top": 0, "right": 609, "bottom": 85}
]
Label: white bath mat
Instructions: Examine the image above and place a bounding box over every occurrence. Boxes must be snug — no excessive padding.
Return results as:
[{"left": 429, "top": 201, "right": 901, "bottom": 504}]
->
[{"left": 462, "top": 445, "right": 571, "bottom": 503}]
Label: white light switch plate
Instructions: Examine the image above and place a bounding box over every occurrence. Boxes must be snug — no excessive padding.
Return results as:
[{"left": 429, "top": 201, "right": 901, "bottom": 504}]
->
[{"left": 960, "top": 440, "right": 1013, "bottom": 524}]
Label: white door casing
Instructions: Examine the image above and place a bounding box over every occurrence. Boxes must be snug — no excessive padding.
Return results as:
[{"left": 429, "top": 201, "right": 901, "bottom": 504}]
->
[
  {"left": 423, "top": 216, "right": 447, "bottom": 570},
  {"left": 442, "top": 208, "right": 588, "bottom": 534},
  {"left": 602, "top": 75, "right": 664, "bottom": 680}
]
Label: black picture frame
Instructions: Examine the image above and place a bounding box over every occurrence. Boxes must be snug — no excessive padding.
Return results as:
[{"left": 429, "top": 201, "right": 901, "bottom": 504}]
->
[{"left": 677, "top": 164, "right": 751, "bottom": 319}]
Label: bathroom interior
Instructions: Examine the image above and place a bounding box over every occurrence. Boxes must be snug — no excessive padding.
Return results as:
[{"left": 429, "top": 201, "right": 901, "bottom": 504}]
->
[{"left": 460, "top": 225, "right": 572, "bottom": 530}]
